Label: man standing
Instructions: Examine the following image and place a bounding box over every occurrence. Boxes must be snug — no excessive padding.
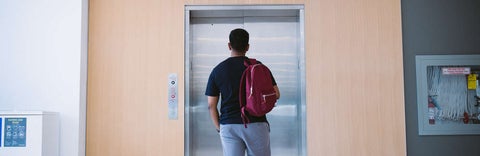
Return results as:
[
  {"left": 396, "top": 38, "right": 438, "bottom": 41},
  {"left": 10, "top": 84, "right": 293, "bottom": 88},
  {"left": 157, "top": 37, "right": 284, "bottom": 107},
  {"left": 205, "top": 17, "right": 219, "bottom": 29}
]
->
[{"left": 205, "top": 28, "right": 280, "bottom": 156}]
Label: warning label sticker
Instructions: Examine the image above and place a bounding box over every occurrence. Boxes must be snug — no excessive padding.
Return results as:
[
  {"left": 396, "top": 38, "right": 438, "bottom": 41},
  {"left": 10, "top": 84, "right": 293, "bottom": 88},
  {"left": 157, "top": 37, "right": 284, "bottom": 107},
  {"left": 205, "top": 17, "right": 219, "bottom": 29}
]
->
[{"left": 442, "top": 67, "right": 471, "bottom": 75}]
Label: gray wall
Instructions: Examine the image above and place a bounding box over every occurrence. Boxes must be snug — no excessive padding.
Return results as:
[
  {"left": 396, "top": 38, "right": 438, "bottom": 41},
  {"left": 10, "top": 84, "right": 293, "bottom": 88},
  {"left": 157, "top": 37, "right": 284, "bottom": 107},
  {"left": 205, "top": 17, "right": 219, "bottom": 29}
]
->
[{"left": 402, "top": 0, "right": 480, "bottom": 155}]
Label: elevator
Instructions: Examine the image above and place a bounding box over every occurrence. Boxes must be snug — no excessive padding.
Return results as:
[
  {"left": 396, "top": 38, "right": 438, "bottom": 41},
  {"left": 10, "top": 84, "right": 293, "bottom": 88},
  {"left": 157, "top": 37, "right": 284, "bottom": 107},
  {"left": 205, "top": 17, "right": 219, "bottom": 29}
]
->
[{"left": 185, "top": 5, "right": 306, "bottom": 156}]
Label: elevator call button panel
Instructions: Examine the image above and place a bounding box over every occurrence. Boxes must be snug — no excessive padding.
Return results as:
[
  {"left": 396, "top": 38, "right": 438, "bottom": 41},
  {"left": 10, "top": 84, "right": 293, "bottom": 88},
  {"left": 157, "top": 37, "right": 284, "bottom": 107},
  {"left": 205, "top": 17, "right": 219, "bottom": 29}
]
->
[{"left": 168, "top": 73, "right": 178, "bottom": 120}]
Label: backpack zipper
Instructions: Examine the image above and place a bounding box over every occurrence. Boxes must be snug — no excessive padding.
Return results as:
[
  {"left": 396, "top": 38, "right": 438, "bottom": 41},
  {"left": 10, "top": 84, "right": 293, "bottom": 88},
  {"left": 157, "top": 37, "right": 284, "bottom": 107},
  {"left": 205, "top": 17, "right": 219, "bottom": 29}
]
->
[{"left": 263, "top": 93, "right": 276, "bottom": 102}]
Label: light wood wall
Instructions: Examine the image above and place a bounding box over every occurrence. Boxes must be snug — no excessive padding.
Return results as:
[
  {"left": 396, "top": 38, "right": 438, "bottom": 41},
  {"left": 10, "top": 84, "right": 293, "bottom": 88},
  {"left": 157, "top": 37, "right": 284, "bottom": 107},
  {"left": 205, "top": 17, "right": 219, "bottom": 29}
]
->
[{"left": 87, "top": 0, "right": 406, "bottom": 156}]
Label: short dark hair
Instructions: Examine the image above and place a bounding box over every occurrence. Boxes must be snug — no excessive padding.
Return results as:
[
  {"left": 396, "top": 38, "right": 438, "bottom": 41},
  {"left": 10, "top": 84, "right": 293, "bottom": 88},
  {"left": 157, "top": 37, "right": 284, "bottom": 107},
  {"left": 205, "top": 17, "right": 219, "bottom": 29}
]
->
[{"left": 229, "top": 28, "right": 249, "bottom": 52}]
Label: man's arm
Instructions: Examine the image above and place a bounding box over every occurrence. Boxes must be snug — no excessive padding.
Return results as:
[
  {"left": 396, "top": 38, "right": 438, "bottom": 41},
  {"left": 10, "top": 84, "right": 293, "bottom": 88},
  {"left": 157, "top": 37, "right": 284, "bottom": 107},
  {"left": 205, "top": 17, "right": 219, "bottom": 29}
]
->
[
  {"left": 273, "top": 85, "right": 280, "bottom": 99},
  {"left": 207, "top": 96, "right": 220, "bottom": 131}
]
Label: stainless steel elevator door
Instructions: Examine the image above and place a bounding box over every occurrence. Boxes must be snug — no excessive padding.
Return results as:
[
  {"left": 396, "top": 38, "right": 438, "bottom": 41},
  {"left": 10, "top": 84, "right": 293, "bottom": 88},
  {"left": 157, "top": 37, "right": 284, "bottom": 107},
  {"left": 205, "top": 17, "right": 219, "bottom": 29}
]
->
[
  {"left": 244, "top": 16, "right": 300, "bottom": 156},
  {"left": 190, "top": 17, "right": 244, "bottom": 156},
  {"left": 187, "top": 8, "right": 303, "bottom": 156}
]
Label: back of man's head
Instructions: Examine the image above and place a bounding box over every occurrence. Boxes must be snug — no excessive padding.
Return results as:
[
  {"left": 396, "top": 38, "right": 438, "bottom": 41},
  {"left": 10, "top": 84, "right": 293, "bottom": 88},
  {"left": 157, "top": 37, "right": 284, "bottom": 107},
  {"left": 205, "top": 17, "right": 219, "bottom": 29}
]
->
[{"left": 229, "top": 28, "right": 249, "bottom": 52}]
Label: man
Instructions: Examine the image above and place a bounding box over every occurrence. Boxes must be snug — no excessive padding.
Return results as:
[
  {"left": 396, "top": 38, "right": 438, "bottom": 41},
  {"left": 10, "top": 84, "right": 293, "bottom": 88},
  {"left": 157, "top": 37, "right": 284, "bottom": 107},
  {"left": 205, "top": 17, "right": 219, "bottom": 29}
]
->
[{"left": 205, "top": 28, "right": 280, "bottom": 156}]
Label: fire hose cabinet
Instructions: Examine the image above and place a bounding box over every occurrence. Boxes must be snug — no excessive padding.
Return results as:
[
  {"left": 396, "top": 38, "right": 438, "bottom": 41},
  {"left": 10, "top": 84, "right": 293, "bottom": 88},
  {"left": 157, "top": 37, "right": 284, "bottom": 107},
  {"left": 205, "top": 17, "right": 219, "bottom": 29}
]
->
[
  {"left": 0, "top": 111, "right": 59, "bottom": 156},
  {"left": 416, "top": 55, "right": 480, "bottom": 135}
]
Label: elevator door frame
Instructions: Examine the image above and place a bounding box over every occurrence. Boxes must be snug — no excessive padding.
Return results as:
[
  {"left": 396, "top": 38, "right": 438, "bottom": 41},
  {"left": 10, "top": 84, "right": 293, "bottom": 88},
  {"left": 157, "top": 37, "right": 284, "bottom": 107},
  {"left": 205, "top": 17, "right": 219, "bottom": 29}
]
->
[{"left": 184, "top": 5, "right": 306, "bottom": 156}]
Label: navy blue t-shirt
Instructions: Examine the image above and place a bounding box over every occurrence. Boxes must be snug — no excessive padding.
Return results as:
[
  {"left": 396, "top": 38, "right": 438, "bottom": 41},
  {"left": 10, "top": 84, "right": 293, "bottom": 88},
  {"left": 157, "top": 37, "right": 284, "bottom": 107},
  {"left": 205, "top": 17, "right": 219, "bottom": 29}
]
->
[{"left": 205, "top": 56, "right": 277, "bottom": 124}]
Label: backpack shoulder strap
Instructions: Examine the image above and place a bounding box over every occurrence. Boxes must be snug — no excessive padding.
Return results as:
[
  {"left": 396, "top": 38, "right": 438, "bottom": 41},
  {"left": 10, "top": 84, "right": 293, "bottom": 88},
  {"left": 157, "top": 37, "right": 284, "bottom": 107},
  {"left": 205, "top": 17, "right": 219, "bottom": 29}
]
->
[
  {"left": 240, "top": 58, "right": 256, "bottom": 128},
  {"left": 244, "top": 58, "right": 258, "bottom": 66}
]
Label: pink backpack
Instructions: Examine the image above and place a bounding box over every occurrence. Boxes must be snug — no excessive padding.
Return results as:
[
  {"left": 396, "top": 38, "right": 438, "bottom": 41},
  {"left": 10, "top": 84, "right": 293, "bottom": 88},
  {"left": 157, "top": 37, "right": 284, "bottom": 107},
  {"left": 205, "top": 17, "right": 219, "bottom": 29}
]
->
[{"left": 239, "top": 58, "right": 277, "bottom": 127}]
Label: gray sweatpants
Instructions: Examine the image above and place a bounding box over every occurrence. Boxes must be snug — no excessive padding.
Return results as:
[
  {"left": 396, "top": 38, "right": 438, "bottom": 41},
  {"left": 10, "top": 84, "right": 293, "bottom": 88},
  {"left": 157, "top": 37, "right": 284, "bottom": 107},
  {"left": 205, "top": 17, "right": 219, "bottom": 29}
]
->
[{"left": 219, "top": 122, "right": 270, "bottom": 156}]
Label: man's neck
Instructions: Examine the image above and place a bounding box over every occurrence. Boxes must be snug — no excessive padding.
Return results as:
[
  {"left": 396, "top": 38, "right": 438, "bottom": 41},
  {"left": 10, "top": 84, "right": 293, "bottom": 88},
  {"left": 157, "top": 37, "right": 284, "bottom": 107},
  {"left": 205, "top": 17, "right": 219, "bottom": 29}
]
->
[{"left": 231, "top": 51, "right": 246, "bottom": 57}]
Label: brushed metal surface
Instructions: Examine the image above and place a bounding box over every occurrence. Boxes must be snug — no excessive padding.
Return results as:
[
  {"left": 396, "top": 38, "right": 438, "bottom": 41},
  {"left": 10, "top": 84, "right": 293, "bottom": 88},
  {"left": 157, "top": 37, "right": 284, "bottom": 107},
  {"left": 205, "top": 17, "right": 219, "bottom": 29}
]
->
[{"left": 186, "top": 6, "right": 305, "bottom": 156}]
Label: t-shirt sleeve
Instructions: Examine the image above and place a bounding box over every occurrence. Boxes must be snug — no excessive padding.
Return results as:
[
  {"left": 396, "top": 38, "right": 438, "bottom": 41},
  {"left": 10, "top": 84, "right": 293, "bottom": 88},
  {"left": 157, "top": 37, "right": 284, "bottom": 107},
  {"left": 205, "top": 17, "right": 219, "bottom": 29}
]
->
[{"left": 205, "top": 70, "right": 220, "bottom": 96}]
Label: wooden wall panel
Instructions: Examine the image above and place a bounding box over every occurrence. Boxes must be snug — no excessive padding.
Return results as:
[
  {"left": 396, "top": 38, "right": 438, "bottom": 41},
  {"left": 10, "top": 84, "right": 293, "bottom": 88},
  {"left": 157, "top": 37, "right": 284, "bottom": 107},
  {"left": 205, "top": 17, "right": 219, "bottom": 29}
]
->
[
  {"left": 87, "top": 0, "right": 405, "bottom": 156},
  {"left": 305, "top": 0, "right": 406, "bottom": 155},
  {"left": 87, "top": 0, "right": 184, "bottom": 156}
]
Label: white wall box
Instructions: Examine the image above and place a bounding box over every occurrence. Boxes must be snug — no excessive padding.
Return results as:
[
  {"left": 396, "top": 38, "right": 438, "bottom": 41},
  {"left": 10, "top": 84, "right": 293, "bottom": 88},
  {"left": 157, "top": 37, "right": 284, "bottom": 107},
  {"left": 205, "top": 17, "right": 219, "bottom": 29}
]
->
[{"left": 0, "top": 111, "right": 59, "bottom": 156}]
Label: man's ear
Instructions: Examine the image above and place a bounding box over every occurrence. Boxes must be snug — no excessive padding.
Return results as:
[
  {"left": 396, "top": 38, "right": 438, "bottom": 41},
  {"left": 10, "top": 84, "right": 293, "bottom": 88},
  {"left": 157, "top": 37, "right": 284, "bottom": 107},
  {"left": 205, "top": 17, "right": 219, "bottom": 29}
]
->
[
  {"left": 228, "top": 43, "right": 232, "bottom": 50},
  {"left": 245, "top": 44, "right": 250, "bottom": 52}
]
